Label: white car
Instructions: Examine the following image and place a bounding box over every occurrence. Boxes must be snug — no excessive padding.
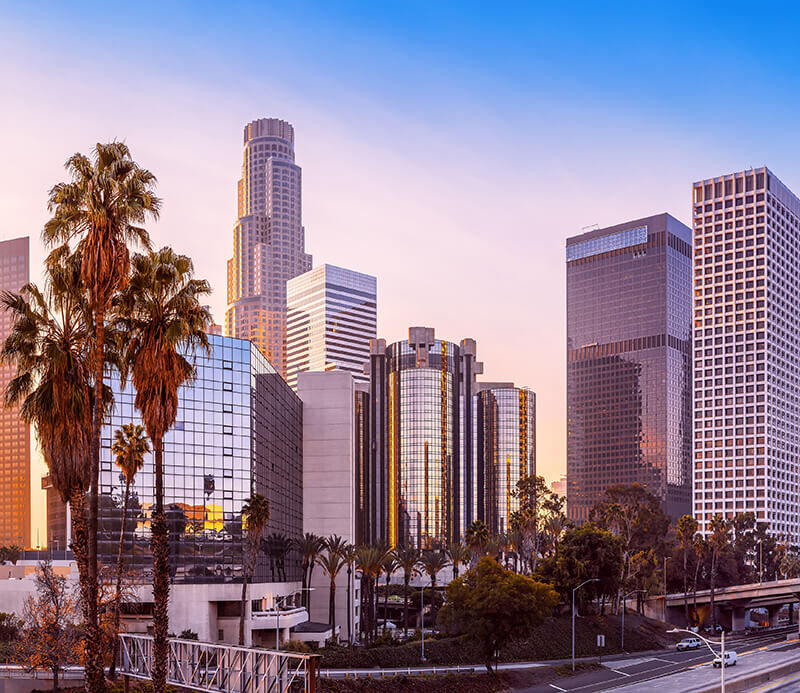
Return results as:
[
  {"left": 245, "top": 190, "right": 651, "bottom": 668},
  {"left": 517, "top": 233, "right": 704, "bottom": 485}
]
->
[
  {"left": 676, "top": 637, "right": 702, "bottom": 651},
  {"left": 713, "top": 651, "right": 737, "bottom": 668}
]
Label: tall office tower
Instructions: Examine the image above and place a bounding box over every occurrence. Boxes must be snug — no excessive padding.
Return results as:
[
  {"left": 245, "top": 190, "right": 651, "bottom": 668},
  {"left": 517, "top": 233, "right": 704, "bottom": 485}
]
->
[
  {"left": 476, "top": 384, "right": 536, "bottom": 535},
  {"left": 692, "top": 168, "right": 800, "bottom": 542},
  {"left": 286, "top": 264, "right": 377, "bottom": 391},
  {"left": 226, "top": 118, "right": 312, "bottom": 376},
  {"left": 0, "top": 237, "right": 31, "bottom": 548},
  {"left": 566, "top": 214, "right": 693, "bottom": 524}
]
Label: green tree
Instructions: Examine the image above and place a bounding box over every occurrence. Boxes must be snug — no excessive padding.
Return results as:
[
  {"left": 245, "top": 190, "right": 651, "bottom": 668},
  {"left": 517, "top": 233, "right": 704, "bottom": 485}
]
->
[
  {"left": 439, "top": 556, "right": 558, "bottom": 673},
  {"left": 239, "top": 494, "right": 270, "bottom": 645},
  {"left": 510, "top": 474, "right": 561, "bottom": 574},
  {"left": 708, "top": 515, "right": 730, "bottom": 627},
  {"left": 294, "top": 533, "right": 324, "bottom": 610},
  {"left": 676, "top": 515, "right": 699, "bottom": 625},
  {"left": 109, "top": 423, "right": 149, "bottom": 677},
  {"left": 316, "top": 536, "right": 348, "bottom": 637},
  {"left": 44, "top": 142, "right": 160, "bottom": 693},
  {"left": 392, "top": 545, "right": 420, "bottom": 637},
  {"left": 114, "top": 247, "right": 209, "bottom": 692}
]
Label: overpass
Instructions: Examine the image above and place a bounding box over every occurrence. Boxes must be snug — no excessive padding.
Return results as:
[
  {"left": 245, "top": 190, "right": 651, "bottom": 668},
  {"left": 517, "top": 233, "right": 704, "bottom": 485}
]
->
[{"left": 644, "top": 577, "right": 800, "bottom": 632}]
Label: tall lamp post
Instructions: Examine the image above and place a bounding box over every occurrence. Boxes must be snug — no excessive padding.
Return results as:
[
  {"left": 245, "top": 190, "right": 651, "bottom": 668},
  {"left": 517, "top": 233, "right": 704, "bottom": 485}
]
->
[
  {"left": 572, "top": 578, "right": 599, "bottom": 671},
  {"left": 668, "top": 627, "right": 726, "bottom": 693},
  {"left": 621, "top": 590, "right": 646, "bottom": 651}
]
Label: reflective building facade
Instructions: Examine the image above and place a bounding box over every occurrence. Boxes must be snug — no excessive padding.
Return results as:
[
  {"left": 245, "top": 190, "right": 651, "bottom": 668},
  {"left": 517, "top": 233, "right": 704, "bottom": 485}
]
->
[
  {"left": 97, "top": 334, "right": 303, "bottom": 584},
  {"left": 477, "top": 386, "right": 536, "bottom": 535},
  {"left": 692, "top": 169, "right": 800, "bottom": 542},
  {"left": 226, "top": 118, "right": 313, "bottom": 376},
  {"left": 286, "top": 264, "right": 377, "bottom": 391},
  {"left": 0, "top": 236, "right": 30, "bottom": 547},
  {"left": 566, "top": 214, "right": 693, "bottom": 523}
]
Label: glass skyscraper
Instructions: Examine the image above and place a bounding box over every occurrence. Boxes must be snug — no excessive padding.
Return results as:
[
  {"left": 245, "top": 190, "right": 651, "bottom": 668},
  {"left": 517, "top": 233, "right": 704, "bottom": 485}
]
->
[
  {"left": 97, "top": 334, "right": 303, "bottom": 584},
  {"left": 286, "top": 264, "right": 377, "bottom": 391},
  {"left": 226, "top": 118, "right": 313, "bottom": 377},
  {"left": 692, "top": 168, "right": 800, "bottom": 542},
  {"left": 0, "top": 236, "right": 30, "bottom": 548},
  {"left": 566, "top": 213, "right": 693, "bottom": 523}
]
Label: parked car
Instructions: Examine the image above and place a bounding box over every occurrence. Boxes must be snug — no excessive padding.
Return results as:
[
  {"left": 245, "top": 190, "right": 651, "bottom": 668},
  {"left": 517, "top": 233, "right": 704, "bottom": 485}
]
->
[
  {"left": 676, "top": 637, "right": 702, "bottom": 651},
  {"left": 712, "top": 651, "right": 738, "bottom": 668}
]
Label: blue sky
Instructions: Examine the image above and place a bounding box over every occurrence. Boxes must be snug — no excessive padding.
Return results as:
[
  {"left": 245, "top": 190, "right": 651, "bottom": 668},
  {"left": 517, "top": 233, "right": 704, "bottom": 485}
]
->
[{"left": 2, "top": 1, "right": 800, "bottom": 541}]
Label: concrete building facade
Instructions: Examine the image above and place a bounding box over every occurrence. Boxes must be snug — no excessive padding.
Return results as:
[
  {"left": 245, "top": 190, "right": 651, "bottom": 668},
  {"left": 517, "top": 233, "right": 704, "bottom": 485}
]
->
[
  {"left": 287, "top": 265, "right": 377, "bottom": 391},
  {"left": 225, "top": 118, "right": 312, "bottom": 376},
  {"left": 692, "top": 168, "right": 800, "bottom": 542},
  {"left": 0, "top": 236, "right": 31, "bottom": 548}
]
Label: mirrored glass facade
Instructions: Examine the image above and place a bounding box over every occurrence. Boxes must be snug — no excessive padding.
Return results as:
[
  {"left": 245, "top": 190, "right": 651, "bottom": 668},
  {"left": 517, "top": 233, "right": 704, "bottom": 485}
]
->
[
  {"left": 478, "top": 387, "right": 536, "bottom": 534},
  {"left": 97, "top": 334, "right": 303, "bottom": 584},
  {"left": 566, "top": 213, "right": 692, "bottom": 523}
]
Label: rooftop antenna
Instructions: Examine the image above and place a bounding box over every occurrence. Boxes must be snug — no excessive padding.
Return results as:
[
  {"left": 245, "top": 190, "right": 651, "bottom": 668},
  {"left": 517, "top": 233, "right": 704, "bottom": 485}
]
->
[{"left": 582, "top": 223, "right": 600, "bottom": 232}]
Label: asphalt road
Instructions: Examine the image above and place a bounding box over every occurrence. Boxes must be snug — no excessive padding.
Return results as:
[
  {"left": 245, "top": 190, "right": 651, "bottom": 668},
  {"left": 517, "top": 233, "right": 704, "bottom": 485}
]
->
[{"left": 517, "top": 627, "right": 800, "bottom": 693}]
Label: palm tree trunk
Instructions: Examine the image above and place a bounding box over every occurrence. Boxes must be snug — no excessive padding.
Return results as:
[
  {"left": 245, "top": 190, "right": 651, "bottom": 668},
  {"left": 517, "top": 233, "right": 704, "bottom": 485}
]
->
[
  {"left": 346, "top": 565, "right": 352, "bottom": 647},
  {"left": 151, "top": 436, "right": 169, "bottom": 693},
  {"left": 693, "top": 558, "right": 701, "bottom": 624},
  {"left": 403, "top": 575, "right": 409, "bottom": 638},
  {"left": 383, "top": 576, "right": 389, "bottom": 630},
  {"left": 69, "top": 489, "right": 90, "bottom": 621},
  {"left": 86, "top": 310, "right": 105, "bottom": 693},
  {"left": 683, "top": 548, "right": 689, "bottom": 626},
  {"left": 109, "top": 481, "right": 131, "bottom": 678},
  {"left": 238, "top": 573, "right": 249, "bottom": 646},
  {"left": 329, "top": 576, "right": 336, "bottom": 637},
  {"left": 301, "top": 562, "right": 308, "bottom": 610},
  {"left": 710, "top": 550, "right": 717, "bottom": 627}
]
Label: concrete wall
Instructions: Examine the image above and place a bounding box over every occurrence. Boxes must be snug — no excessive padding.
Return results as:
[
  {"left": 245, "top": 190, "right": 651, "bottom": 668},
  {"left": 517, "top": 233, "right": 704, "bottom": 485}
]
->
[{"left": 298, "top": 371, "right": 360, "bottom": 640}]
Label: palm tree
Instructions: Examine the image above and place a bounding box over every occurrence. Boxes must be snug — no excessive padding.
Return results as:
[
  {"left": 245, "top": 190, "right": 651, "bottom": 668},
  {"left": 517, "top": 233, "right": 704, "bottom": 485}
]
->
[
  {"left": 239, "top": 494, "right": 270, "bottom": 646},
  {"left": 676, "top": 514, "right": 699, "bottom": 627},
  {"left": 392, "top": 545, "right": 420, "bottom": 637},
  {"left": 447, "top": 542, "right": 470, "bottom": 580},
  {"left": 109, "top": 423, "right": 149, "bottom": 677},
  {"left": 114, "top": 248, "right": 209, "bottom": 693},
  {"left": 294, "top": 533, "right": 325, "bottom": 611},
  {"left": 419, "top": 550, "right": 450, "bottom": 592},
  {"left": 692, "top": 534, "right": 706, "bottom": 624},
  {"left": 316, "top": 538, "right": 347, "bottom": 638},
  {"left": 1, "top": 249, "right": 109, "bottom": 664},
  {"left": 354, "top": 545, "right": 386, "bottom": 643},
  {"left": 708, "top": 515, "right": 730, "bottom": 628},
  {"left": 44, "top": 142, "right": 159, "bottom": 693},
  {"left": 380, "top": 554, "right": 398, "bottom": 631},
  {"left": 465, "top": 520, "right": 489, "bottom": 567},
  {"left": 343, "top": 543, "right": 356, "bottom": 646}
]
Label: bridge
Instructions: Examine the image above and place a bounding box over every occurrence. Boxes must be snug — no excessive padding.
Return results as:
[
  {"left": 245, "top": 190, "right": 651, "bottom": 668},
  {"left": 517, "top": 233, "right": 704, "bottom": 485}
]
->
[
  {"left": 118, "top": 634, "right": 320, "bottom": 693},
  {"left": 644, "top": 577, "right": 800, "bottom": 631}
]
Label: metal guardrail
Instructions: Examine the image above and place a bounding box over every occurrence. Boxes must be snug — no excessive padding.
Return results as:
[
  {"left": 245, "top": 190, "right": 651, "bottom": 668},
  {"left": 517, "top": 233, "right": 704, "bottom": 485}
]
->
[{"left": 118, "top": 634, "right": 320, "bottom": 693}]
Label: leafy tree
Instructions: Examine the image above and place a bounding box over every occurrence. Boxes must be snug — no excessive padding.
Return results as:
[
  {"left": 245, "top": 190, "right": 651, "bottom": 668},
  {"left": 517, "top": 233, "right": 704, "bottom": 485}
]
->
[
  {"left": 316, "top": 536, "right": 348, "bottom": 637},
  {"left": 239, "top": 494, "right": 270, "bottom": 645},
  {"left": 0, "top": 612, "right": 22, "bottom": 641},
  {"left": 44, "top": 142, "right": 160, "bottom": 693},
  {"left": 18, "top": 562, "right": 81, "bottom": 690},
  {"left": 676, "top": 515, "right": 699, "bottom": 624},
  {"left": 439, "top": 556, "right": 558, "bottom": 673},
  {"left": 392, "top": 545, "right": 420, "bottom": 637},
  {"left": 114, "top": 247, "right": 209, "bottom": 690},
  {"left": 780, "top": 551, "right": 800, "bottom": 579},
  {"left": 294, "top": 533, "right": 324, "bottom": 610},
  {"left": 109, "top": 423, "right": 149, "bottom": 677},
  {"left": 509, "top": 474, "right": 562, "bottom": 574}
]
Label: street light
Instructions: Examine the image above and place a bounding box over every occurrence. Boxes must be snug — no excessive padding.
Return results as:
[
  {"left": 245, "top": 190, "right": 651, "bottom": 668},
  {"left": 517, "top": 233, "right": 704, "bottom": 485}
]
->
[
  {"left": 572, "top": 578, "right": 599, "bottom": 672},
  {"left": 621, "top": 590, "right": 646, "bottom": 651},
  {"left": 668, "top": 627, "right": 726, "bottom": 693}
]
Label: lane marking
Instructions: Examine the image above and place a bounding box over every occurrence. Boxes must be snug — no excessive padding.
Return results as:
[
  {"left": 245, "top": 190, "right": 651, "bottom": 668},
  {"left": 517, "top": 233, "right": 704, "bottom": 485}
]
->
[
  {"left": 750, "top": 671, "right": 800, "bottom": 692},
  {"left": 548, "top": 685, "right": 566, "bottom": 692},
  {"left": 610, "top": 669, "right": 631, "bottom": 676}
]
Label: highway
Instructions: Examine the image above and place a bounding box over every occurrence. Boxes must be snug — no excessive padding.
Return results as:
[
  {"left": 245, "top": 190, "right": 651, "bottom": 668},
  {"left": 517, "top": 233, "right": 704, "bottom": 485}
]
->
[{"left": 518, "top": 626, "right": 800, "bottom": 693}]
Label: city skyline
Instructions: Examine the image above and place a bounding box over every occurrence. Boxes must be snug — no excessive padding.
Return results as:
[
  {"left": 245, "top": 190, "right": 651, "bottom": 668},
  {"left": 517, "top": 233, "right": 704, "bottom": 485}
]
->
[{"left": 4, "top": 3, "right": 800, "bottom": 544}]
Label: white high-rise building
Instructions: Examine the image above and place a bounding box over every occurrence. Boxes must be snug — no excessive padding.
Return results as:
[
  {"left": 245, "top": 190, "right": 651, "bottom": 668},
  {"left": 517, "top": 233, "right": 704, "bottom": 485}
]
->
[
  {"left": 286, "top": 264, "right": 377, "bottom": 391},
  {"left": 692, "top": 167, "right": 800, "bottom": 542}
]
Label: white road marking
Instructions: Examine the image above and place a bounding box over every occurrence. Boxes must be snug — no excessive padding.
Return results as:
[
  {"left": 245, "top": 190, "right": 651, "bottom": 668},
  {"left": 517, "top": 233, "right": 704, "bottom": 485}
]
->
[
  {"left": 610, "top": 669, "right": 631, "bottom": 676},
  {"left": 548, "top": 684, "right": 566, "bottom": 692}
]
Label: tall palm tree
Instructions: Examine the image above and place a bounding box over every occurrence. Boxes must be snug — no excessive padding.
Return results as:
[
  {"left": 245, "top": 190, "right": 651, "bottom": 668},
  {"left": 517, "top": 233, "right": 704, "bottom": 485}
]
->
[
  {"left": 109, "top": 423, "right": 150, "bottom": 678},
  {"left": 294, "top": 533, "right": 325, "bottom": 611},
  {"left": 465, "top": 520, "right": 489, "bottom": 567},
  {"left": 692, "top": 534, "right": 706, "bottom": 623},
  {"left": 676, "top": 514, "right": 699, "bottom": 626},
  {"left": 381, "top": 554, "right": 398, "bottom": 631},
  {"left": 708, "top": 515, "right": 730, "bottom": 628},
  {"left": 316, "top": 538, "right": 347, "bottom": 638},
  {"left": 343, "top": 543, "right": 356, "bottom": 646},
  {"left": 419, "top": 550, "right": 450, "bottom": 592},
  {"left": 239, "top": 494, "right": 270, "bottom": 645},
  {"left": 392, "top": 545, "right": 420, "bottom": 638},
  {"left": 447, "top": 542, "right": 470, "bottom": 580},
  {"left": 354, "top": 545, "right": 387, "bottom": 643},
  {"left": 1, "top": 249, "right": 109, "bottom": 665},
  {"left": 114, "top": 247, "right": 209, "bottom": 693},
  {"left": 44, "top": 142, "right": 159, "bottom": 693}
]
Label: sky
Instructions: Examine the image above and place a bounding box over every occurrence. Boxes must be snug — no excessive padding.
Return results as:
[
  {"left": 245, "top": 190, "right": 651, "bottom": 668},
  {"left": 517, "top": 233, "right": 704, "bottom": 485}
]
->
[{"left": 2, "top": 1, "right": 800, "bottom": 546}]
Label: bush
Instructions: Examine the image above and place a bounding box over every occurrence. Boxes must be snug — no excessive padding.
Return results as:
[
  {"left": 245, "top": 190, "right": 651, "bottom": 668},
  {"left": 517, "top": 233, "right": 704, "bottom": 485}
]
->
[
  {"left": 319, "top": 673, "right": 507, "bottom": 692},
  {"left": 282, "top": 639, "right": 311, "bottom": 653}
]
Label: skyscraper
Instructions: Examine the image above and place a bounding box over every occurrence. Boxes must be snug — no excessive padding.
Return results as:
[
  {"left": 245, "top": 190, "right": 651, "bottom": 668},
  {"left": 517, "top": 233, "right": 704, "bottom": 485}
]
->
[
  {"left": 226, "top": 118, "right": 312, "bottom": 376},
  {"left": 692, "top": 168, "right": 800, "bottom": 542},
  {"left": 566, "top": 214, "right": 693, "bottom": 524},
  {"left": 286, "top": 264, "right": 377, "bottom": 391},
  {"left": 0, "top": 236, "right": 31, "bottom": 547}
]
